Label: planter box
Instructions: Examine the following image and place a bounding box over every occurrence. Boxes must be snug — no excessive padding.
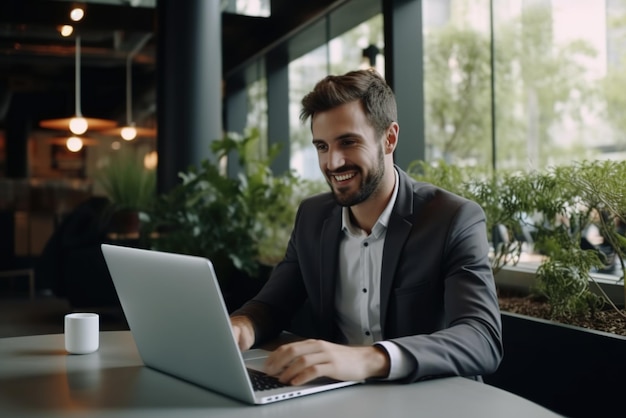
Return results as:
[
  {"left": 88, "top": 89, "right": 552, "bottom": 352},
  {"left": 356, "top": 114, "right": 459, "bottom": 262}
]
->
[
  {"left": 495, "top": 264, "right": 624, "bottom": 307},
  {"left": 484, "top": 312, "right": 626, "bottom": 418}
]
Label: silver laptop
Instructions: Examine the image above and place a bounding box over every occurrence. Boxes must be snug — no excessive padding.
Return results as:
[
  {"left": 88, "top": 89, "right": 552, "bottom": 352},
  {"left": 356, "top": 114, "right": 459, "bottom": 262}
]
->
[{"left": 101, "top": 244, "right": 361, "bottom": 405}]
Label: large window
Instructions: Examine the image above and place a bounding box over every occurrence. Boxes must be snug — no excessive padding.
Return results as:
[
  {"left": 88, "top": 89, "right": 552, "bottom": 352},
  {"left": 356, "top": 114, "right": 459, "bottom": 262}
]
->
[
  {"left": 288, "top": 13, "right": 384, "bottom": 179},
  {"left": 423, "top": 0, "right": 493, "bottom": 168},
  {"left": 229, "top": 0, "right": 626, "bottom": 177},
  {"left": 288, "top": 46, "right": 329, "bottom": 180},
  {"left": 246, "top": 75, "right": 268, "bottom": 158},
  {"left": 423, "top": 0, "right": 626, "bottom": 171}
]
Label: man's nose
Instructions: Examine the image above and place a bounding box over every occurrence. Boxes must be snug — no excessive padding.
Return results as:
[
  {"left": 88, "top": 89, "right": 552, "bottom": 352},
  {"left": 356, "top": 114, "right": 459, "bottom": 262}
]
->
[{"left": 327, "top": 148, "right": 345, "bottom": 171}]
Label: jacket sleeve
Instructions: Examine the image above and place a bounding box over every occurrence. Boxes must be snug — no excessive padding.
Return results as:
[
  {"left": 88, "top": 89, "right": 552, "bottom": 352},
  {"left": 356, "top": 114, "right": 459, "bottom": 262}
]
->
[
  {"left": 391, "top": 200, "right": 503, "bottom": 382},
  {"left": 230, "top": 203, "right": 310, "bottom": 346}
]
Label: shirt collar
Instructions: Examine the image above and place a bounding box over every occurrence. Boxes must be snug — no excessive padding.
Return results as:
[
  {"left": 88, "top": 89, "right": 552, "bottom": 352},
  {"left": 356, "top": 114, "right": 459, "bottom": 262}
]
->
[{"left": 342, "top": 168, "right": 399, "bottom": 238}]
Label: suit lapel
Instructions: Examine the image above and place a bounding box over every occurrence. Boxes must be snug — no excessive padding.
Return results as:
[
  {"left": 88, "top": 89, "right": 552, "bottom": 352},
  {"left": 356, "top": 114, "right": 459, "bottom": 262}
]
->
[
  {"left": 319, "top": 206, "right": 342, "bottom": 338},
  {"left": 380, "top": 169, "right": 414, "bottom": 334}
]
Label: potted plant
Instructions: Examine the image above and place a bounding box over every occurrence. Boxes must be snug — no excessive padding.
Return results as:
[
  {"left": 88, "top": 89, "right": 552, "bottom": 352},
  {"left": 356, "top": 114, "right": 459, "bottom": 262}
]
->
[
  {"left": 95, "top": 147, "right": 156, "bottom": 234},
  {"left": 407, "top": 160, "right": 535, "bottom": 274},
  {"left": 408, "top": 159, "right": 626, "bottom": 316},
  {"left": 142, "top": 129, "right": 310, "bottom": 311},
  {"left": 408, "top": 159, "right": 626, "bottom": 418}
]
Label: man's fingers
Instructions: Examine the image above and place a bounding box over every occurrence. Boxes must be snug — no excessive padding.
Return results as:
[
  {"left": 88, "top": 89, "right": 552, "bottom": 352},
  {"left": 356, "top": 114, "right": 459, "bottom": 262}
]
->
[
  {"left": 230, "top": 316, "right": 255, "bottom": 351},
  {"left": 264, "top": 339, "right": 322, "bottom": 376},
  {"left": 276, "top": 352, "right": 329, "bottom": 384}
]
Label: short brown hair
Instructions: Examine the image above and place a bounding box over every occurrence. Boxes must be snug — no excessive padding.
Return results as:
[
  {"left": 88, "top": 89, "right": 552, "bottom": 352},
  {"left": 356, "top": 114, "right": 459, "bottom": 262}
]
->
[{"left": 300, "top": 68, "right": 397, "bottom": 138}]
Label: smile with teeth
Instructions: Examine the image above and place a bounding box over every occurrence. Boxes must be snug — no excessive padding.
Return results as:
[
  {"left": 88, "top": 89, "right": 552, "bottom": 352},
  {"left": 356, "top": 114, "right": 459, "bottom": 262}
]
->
[{"left": 334, "top": 172, "right": 356, "bottom": 182}]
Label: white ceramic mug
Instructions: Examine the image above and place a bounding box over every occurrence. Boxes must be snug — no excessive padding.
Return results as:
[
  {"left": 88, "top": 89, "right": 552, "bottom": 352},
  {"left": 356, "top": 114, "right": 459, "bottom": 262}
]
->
[{"left": 64, "top": 313, "right": 99, "bottom": 354}]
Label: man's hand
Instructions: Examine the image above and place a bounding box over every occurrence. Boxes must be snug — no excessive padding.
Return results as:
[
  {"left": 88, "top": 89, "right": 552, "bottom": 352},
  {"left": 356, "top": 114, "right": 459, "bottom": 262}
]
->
[
  {"left": 264, "top": 339, "right": 390, "bottom": 385},
  {"left": 230, "top": 316, "right": 255, "bottom": 351}
]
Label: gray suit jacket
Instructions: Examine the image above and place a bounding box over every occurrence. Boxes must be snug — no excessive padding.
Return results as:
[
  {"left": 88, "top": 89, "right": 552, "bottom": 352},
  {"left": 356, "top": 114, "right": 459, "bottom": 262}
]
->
[{"left": 234, "top": 168, "right": 503, "bottom": 382}]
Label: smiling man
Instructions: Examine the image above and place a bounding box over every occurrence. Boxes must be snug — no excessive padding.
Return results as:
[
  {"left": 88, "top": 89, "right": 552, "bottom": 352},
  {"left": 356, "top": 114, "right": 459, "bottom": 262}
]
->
[{"left": 230, "top": 68, "right": 503, "bottom": 385}]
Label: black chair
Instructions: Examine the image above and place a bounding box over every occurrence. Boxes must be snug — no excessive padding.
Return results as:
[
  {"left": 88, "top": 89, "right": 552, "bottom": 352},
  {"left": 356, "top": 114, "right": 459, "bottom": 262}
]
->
[{"left": 35, "top": 197, "right": 120, "bottom": 308}]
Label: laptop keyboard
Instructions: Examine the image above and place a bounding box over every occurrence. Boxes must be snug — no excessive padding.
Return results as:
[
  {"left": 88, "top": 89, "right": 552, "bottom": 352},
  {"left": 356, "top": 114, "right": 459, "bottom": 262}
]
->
[{"left": 247, "top": 368, "right": 289, "bottom": 391}]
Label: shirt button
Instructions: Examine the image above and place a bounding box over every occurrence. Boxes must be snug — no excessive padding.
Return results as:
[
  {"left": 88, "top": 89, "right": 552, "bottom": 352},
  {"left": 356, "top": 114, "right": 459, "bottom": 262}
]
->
[
  {"left": 365, "top": 331, "right": 371, "bottom": 336},
  {"left": 363, "top": 242, "right": 368, "bottom": 247},
  {"left": 362, "top": 288, "right": 367, "bottom": 293}
]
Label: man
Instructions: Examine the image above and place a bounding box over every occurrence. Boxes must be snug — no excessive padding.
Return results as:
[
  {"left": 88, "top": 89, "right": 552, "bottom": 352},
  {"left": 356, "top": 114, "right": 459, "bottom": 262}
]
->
[{"left": 230, "top": 68, "right": 503, "bottom": 386}]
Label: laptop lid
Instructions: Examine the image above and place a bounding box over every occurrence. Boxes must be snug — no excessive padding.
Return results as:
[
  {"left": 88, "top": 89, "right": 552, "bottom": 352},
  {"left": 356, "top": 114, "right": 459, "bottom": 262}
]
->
[{"left": 101, "top": 244, "right": 360, "bottom": 404}]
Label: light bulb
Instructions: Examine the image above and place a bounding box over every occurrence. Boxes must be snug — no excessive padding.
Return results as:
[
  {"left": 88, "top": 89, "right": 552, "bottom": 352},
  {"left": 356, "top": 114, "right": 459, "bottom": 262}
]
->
[
  {"left": 121, "top": 126, "right": 137, "bottom": 141},
  {"left": 66, "top": 136, "right": 83, "bottom": 152},
  {"left": 69, "top": 116, "right": 88, "bottom": 135},
  {"left": 60, "top": 25, "right": 73, "bottom": 37},
  {"left": 144, "top": 151, "right": 158, "bottom": 170},
  {"left": 70, "top": 7, "right": 85, "bottom": 22}
]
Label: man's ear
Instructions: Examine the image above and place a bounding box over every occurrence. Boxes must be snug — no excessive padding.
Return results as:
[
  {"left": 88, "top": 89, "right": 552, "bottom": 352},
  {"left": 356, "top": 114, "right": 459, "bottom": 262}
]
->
[{"left": 384, "top": 122, "right": 399, "bottom": 155}]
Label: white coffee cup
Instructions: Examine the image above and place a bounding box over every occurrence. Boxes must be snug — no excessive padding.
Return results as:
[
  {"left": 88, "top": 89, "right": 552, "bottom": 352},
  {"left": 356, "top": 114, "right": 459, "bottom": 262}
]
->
[{"left": 64, "top": 313, "right": 99, "bottom": 354}]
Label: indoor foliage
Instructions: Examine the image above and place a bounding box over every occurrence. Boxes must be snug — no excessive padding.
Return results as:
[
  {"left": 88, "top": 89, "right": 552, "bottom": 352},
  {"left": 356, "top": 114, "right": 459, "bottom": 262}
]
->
[
  {"left": 409, "top": 159, "right": 626, "bottom": 319},
  {"left": 142, "top": 130, "right": 317, "bottom": 285}
]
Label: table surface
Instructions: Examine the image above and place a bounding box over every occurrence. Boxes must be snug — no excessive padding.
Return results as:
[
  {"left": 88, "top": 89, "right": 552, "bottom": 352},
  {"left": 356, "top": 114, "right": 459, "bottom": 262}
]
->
[{"left": 0, "top": 331, "right": 562, "bottom": 418}]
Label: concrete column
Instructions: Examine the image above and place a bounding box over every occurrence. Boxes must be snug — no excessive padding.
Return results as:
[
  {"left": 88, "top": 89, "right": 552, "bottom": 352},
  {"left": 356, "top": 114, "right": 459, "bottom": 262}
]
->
[
  {"left": 5, "top": 103, "right": 30, "bottom": 178},
  {"left": 156, "top": 0, "right": 222, "bottom": 193},
  {"left": 384, "top": 0, "right": 425, "bottom": 169},
  {"left": 266, "top": 50, "right": 290, "bottom": 175},
  {"left": 224, "top": 79, "right": 247, "bottom": 179}
]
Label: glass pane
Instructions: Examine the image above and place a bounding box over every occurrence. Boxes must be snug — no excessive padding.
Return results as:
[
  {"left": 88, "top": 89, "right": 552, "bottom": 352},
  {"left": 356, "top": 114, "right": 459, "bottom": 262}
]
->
[
  {"left": 222, "top": 0, "right": 271, "bottom": 17},
  {"left": 493, "top": 0, "right": 626, "bottom": 170},
  {"left": 288, "top": 45, "right": 328, "bottom": 180},
  {"left": 329, "top": 14, "right": 385, "bottom": 75},
  {"left": 246, "top": 76, "right": 268, "bottom": 159},
  {"left": 288, "top": 13, "right": 384, "bottom": 180},
  {"left": 423, "top": 0, "right": 626, "bottom": 171},
  {"left": 422, "top": 0, "right": 493, "bottom": 169}
]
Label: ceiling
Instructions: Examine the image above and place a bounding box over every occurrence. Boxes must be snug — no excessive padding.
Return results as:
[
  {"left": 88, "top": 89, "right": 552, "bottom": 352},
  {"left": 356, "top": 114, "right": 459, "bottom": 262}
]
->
[{"left": 0, "top": 0, "right": 344, "bottom": 133}]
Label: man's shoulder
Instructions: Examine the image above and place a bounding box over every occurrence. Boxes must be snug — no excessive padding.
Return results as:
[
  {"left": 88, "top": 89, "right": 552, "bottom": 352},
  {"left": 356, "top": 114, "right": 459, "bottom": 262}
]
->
[
  {"left": 292, "top": 192, "right": 338, "bottom": 232},
  {"left": 299, "top": 191, "right": 336, "bottom": 211},
  {"left": 411, "top": 181, "right": 469, "bottom": 204},
  {"left": 397, "top": 168, "right": 481, "bottom": 214},
  {"left": 398, "top": 169, "right": 468, "bottom": 203}
]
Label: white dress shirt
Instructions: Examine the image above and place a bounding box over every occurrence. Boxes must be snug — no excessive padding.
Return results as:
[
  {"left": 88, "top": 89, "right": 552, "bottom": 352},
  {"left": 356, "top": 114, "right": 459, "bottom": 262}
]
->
[{"left": 335, "top": 169, "right": 412, "bottom": 380}]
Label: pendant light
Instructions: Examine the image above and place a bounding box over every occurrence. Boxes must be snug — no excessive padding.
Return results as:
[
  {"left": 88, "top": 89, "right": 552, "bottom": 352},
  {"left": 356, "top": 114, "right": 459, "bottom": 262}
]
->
[
  {"left": 102, "top": 34, "right": 156, "bottom": 141},
  {"left": 66, "top": 136, "right": 84, "bottom": 152},
  {"left": 45, "top": 135, "right": 98, "bottom": 150},
  {"left": 69, "top": 35, "right": 86, "bottom": 135},
  {"left": 119, "top": 43, "right": 138, "bottom": 140},
  {"left": 39, "top": 35, "right": 116, "bottom": 134}
]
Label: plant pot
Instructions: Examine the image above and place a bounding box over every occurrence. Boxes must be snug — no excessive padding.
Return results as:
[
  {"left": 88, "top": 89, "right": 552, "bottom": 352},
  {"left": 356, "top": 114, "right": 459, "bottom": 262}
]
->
[
  {"left": 109, "top": 209, "right": 140, "bottom": 235},
  {"left": 484, "top": 312, "right": 626, "bottom": 418}
]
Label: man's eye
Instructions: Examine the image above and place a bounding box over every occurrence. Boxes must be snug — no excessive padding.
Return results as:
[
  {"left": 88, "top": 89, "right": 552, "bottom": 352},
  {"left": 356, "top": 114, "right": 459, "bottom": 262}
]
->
[{"left": 315, "top": 143, "right": 328, "bottom": 151}]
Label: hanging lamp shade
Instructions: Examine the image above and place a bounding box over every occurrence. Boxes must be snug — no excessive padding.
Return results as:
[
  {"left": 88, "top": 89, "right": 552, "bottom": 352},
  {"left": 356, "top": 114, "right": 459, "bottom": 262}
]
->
[
  {"left": 101, "top": 125, "right": 157, "bottom": 140},
  {"left": 39, "top": 35, "right": 116, "bottom": 133},
  {"left": 39, "top": 116, "right": 117, "bottom": 132},
  {"left": 45, "top": 135, "right": 98, "bottom": 149}
]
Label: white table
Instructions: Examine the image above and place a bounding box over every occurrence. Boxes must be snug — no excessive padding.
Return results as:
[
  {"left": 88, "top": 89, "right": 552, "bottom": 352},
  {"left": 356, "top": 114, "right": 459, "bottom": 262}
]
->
[{"left": 0, "top": 331, "right": 562, "bottom": 417}]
